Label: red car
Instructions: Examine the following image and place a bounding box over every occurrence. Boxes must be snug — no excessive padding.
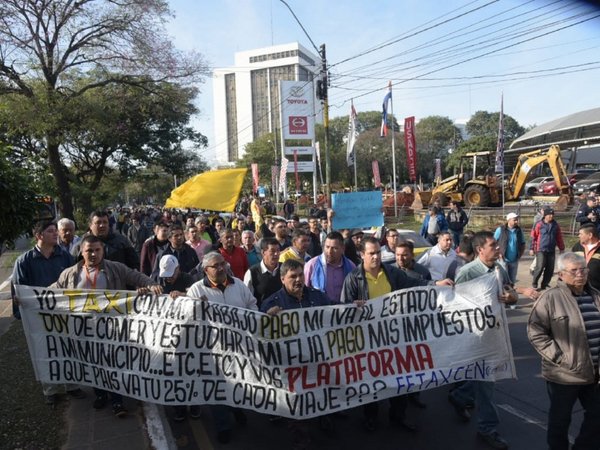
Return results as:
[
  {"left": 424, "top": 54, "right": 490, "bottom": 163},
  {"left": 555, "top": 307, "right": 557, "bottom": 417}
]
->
[{"left": 538, "top": 173, "right": 587, "bottom": 195}]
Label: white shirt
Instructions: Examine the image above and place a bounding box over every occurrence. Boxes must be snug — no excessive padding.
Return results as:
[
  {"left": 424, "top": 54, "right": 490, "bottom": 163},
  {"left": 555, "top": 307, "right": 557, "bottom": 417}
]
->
[
  {"left": 187, "top": 277, "right": 258, "bottom": 311},
  {"left": 417, "top": 245, "right": 457, "bottom": 281}
]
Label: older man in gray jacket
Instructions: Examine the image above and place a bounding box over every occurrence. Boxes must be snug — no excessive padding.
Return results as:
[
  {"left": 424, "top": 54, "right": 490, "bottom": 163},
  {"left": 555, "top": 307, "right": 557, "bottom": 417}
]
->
[{"left": 528, "top": 252, "right": 600, "bottom": 450}]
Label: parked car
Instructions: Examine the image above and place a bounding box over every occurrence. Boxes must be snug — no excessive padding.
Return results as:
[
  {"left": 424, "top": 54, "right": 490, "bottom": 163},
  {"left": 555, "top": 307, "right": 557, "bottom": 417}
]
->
[
  {"left": 524, "top": 176, "right": 554, "bottom": 196},
  {"left": 573, "top": 171, "right": 600, "bottom": 195},
  {"left": 538, "top": 173, "right": 588, "bottom": 195}
]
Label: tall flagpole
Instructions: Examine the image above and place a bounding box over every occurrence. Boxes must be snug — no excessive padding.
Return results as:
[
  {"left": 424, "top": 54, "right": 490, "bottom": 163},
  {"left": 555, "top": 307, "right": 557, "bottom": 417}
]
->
[
  {"left": 389, "top": 82, "right": 398, "bottom": 217},
  {"left": 352, "top": 101, "right": 358, "bottom": 191}
]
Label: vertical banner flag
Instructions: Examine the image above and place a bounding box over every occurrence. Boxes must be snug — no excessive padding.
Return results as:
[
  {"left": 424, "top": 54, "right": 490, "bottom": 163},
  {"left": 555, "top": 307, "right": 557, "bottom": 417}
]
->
[
  {"left": 251, "top": 163, "right": 259, "bottom": 194},
  {"left": 494, "top": 93, "right": 504, "bottom": 174},
  {"left": 346, "top": 102, "right": 358, "bottom": 167},
  {"left": 372, "top": 161, "right": 381, "bottom": 188},
  {"left": 280, "top": 81, "right": 315, "bottom": 140},
  {"left": 380, "top": 81, "right": 392, "bottom": 137},
  {"left": 435, "top": 159, "right": 442, "bottom": 182},
  {"left": 293, "top": 150, "right": 300, "bottom": 194},
  {"left": 279, "top": 158, "right": 289, "bottom": 193},
  {"left": 404, "top": 116, "right": 418, "bottom": 182},
  {"left": 271, "top": 165, "right": 278, "bottom": 194}
]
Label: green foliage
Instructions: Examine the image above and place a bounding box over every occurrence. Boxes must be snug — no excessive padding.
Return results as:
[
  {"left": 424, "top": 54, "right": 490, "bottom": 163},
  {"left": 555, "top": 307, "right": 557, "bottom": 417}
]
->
[
  {"left": 466, "top": 110, "right": 525, "bottom": 144},
  {"left": 0, "top": 143, "right": 38, "bottom": 246},
  {"left": 446, "top": 136, "right": 496, "bottom": 172},
  {"left": 0, "top": 0, "right": 209, "bottom": 218}
]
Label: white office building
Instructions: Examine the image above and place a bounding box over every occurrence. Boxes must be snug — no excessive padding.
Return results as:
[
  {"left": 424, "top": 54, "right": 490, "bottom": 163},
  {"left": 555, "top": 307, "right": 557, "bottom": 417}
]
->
[{"left": 213, "top": 42, "right": 320, "bottom": 163}]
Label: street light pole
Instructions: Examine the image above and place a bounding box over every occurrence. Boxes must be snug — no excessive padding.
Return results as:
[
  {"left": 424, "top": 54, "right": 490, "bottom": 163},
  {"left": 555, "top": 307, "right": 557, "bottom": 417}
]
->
[
  {"left": 279, "top": 0, "right": 330, "bottom": 202},
  {"left": 320, "top": 44, "right": 331, "bottom": 203}
]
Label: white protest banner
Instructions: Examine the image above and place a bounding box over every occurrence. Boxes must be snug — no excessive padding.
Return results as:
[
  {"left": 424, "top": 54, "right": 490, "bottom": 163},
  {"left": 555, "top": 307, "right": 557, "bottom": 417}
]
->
[{"left": 16, "top": 273, "right": 514, "bottom": 419}]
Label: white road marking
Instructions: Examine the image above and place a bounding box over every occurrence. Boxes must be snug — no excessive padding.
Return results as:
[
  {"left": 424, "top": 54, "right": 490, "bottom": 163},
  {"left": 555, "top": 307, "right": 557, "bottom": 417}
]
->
[{"left": 498, "top": 403, "right": 575, "bottom": 444}]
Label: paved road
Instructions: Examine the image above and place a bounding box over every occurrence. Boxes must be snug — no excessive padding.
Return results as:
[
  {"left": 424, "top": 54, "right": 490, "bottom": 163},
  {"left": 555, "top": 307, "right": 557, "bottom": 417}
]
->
[{"left": 164, "top": 257, "right": 581, "bottom": 450}]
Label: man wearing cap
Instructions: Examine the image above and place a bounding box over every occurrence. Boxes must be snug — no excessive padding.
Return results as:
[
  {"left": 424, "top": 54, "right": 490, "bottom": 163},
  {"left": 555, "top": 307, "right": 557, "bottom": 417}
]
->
[
  {"left": 494, "top": 212, "right": 526, "bottom": 285},
  {"left": 531, "top": 207, "right": 565, "bottom": 290},
  {"left": 158, "top": 255, "right": 194, "bottom": 299},
  {"left": 158, "top": 254, "right": 198, "bottom": 422}
]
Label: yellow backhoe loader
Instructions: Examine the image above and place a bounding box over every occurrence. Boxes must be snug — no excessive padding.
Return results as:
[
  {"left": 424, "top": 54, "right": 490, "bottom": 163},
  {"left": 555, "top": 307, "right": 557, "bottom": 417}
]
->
[{"left": 412, "top": 145, "right": 572, "bottom": 209}]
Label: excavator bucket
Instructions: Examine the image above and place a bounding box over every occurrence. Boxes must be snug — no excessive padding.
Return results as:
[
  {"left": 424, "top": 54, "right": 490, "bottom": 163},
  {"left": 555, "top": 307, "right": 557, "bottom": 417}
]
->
[
  {"left": 412, "top": 191, "right": 432, "bottom": 210},
  {"left": 554, "top": 194, "right": 572, "bottom": 211}
]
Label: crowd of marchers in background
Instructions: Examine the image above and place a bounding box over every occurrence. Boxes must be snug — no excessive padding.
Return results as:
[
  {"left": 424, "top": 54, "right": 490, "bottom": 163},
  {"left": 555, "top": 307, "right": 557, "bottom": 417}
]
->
[{"left": 10, "top": 190, "right": 600, "bottom": 450}]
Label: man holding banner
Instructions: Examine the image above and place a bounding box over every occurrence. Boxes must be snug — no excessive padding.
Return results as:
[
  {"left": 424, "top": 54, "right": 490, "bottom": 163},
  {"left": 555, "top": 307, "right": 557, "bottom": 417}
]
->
[
  {"left": 52, "top": 235, "right": 162, "bottom": 417},
  {"left": 340, "top": 236, "right": 452, "bottom": 432},
  {"left": 450, "top": 231, "right": 538, "bottom": 449}
]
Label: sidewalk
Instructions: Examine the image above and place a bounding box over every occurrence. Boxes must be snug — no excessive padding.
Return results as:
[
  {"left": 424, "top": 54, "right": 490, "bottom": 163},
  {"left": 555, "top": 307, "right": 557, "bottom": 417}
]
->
[{"left": 0, "top": 249, "right": 175, "bottom": 450}]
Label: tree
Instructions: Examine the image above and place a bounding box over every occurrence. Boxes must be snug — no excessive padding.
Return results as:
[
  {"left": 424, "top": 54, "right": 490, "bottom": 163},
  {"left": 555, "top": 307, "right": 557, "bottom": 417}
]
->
[
  {"left": 0, "top": 143, "right": 38, "bottom": 250},
  {"left": 0, "top": 0, "right": 208, "bottom": 218},
  {"left": 466, "top": 110, "right": 525, "bottom": 145},
  {"left": 415, "top": 116, "right": 462, "bottom": 181},
  {"left": 0, "top": 77, "right": 208, "bottom": 214}
]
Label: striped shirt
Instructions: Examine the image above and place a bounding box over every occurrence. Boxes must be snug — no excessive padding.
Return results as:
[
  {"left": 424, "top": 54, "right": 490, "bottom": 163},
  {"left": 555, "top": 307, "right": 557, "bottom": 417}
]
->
[{"left": 575, "top": 293, "right": 600, "bottom": 368}]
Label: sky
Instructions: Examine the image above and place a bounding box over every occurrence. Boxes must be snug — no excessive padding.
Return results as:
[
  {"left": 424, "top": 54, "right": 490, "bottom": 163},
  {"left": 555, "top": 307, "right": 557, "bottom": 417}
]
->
[{"left": 164, "top": 0, "right": 600, "bottom": 165}]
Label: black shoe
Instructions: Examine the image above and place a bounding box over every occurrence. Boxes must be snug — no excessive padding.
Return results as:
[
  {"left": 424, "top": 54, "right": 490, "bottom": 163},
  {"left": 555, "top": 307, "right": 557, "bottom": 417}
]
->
[
  {"left": 173, "top": 406, "right": 186, "bottom": 423},
  {"left": 112, "top": 403, "right": 127, "bottom": 418},
  {"left": 398, "top": 418, "right": 418, "bottom": 432},
  {"left": 233, "top": 409, "right": 247, "bottom": 427},
  {"left": 448, "top": 395, "right": 471, "bottom": 422},
  {"left": 93, "top": 395, "right": 108, "bottom": 410},
  {"left": 67, "top": 388, "right": 86, "bottom": 399},
  {"left": 409, "top": 396, "right": 427, "bottom": 409},
  {"left": 217, "top": 430, "right": 231, "bottom": 444},
  {"left": 268, "top": 415, "right": 284, "bottom": 425},
  {"left": 189, "top": 405, "right": 202, "bottom": 419},
  {"left": 363, "top": 418, "right": 377, "bottom": 432},
  {"left": 477, "top": 431, "right": 509, "bottom": 449},
  {"left": 318, "top": 415, "right": 335, "bottom": 433},
  {"left": 45, "top": 394, "right": 57, "bottom": 407}
]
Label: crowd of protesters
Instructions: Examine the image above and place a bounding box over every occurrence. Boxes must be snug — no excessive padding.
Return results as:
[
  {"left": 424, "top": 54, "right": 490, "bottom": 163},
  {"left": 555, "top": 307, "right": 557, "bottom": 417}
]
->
[{"left": 10, "top": 191, "right": 600, "bottom": 450}]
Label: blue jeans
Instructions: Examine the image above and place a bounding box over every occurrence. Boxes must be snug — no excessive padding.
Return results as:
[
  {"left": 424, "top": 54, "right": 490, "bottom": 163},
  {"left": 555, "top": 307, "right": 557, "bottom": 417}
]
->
[
  {"left": 450, "top": 381, "right": 499, "bottom": 434},
  {"left": 210, "top": 405, "right": 233, "bottom": 432},
  {"left": 505, "top": 261, "right": 518, "bottom": 284},
  {"left": 546, "top": 381, "right": 600, "bottom": 450},
  {"left": 451, "top": 231, "right": 462, "bottom": 249}
]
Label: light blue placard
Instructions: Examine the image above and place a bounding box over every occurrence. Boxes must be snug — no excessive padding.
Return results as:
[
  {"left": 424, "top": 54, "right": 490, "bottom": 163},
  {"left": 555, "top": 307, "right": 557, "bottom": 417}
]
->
[{"left": 331, "top": 191, "right": 384, "bottom": 229}]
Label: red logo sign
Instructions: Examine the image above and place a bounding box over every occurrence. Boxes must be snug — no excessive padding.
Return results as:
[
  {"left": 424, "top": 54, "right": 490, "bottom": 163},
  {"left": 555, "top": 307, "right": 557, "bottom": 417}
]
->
[{"left": 289, "top": 116, "right": 308, "bottom": 135}]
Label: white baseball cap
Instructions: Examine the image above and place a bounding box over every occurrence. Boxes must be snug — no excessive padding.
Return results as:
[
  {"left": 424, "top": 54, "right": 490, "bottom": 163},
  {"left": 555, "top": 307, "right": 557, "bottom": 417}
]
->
[
  {"left": 159, "top": 255, "right": 179, "bottom": 278},
  {"left": 506, "top": 212, "right": 519, "bottom": 220}
]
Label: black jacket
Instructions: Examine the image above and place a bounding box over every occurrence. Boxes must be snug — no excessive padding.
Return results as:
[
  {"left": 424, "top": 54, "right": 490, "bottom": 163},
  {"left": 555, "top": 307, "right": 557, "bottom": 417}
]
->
[{"left": 340, "top": 263, "right": 430, "bottom": 303}]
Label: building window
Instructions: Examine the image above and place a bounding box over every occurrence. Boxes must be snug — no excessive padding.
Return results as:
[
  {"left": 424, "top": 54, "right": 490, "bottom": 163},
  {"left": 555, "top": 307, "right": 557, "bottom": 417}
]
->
[{"left": 225, "top": 73, "right": 238, "bottom": 160}]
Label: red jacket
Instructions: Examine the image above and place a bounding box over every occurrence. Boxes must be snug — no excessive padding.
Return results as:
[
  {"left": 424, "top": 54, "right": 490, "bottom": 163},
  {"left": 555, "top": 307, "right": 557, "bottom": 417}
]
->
[{"left": 219, "top": 246, "right": 249, "bottom": 280}]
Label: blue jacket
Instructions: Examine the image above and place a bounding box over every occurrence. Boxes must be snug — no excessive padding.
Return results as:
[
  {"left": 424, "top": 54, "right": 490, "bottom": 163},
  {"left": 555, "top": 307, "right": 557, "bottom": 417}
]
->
[
  {"left": 261, "top": 286, "right": 331, "bottom": 312},
  {"left": 12, "top": 245, "right": 73, "bottom": 318},
  {"left": 420, "top": 213, "right": 449, "bottom": 237}
]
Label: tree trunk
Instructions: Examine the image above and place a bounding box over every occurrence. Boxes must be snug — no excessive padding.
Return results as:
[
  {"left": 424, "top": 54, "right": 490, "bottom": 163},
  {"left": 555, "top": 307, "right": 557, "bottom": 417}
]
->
[{"left": 46, "top": 135, "right": 74, "bottom": 219}]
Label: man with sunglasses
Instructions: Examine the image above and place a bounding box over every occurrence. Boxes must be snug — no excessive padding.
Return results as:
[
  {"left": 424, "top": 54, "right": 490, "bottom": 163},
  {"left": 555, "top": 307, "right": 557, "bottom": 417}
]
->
[{"left": 528, "top": 252, "right": 600, "bottom": 450}]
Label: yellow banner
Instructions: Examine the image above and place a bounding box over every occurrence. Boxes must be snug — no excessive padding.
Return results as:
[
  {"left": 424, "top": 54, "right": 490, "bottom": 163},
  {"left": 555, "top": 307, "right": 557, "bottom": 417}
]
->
[{"left": 165, "top": 168, "right": 247, "bottom": 211}]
